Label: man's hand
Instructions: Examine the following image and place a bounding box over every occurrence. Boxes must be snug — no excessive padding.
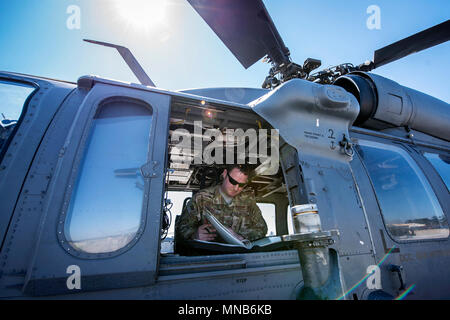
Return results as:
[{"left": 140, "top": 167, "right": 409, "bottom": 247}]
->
[
  {"left": 226, "top": 227, "right": 245, "bottom": 241},
  {"left": 194, "top": 223, "right": 217, "bottom": 241}
]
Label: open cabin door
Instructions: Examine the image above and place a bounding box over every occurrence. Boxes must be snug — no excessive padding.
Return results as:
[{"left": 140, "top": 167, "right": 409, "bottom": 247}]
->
[{"left": 22, "top": 82, "right": 170, "bottom": 296}]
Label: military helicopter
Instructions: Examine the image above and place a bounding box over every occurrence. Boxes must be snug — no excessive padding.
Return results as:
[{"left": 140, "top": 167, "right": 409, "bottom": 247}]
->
[{"left": 0, "top": 0, "right": 449, "bottom": 302}]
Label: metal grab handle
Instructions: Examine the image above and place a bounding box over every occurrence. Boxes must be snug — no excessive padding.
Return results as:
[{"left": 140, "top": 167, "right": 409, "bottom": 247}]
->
[
  {"left": 389, "top": 264, "right": 405, "bottom": 291},
  {"left": 339, "top": 134, "right": 354, "bottom": 157}
]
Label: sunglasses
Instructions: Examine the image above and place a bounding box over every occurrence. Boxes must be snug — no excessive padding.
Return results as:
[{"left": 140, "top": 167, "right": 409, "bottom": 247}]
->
[{"left": 227, "top": 172, "right": 247, "bottom": 188}]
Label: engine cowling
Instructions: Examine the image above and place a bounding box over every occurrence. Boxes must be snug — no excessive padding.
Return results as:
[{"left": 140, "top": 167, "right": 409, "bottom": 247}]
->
[{"left": 334, "top": 72, "right": 450, "bottom": 141}]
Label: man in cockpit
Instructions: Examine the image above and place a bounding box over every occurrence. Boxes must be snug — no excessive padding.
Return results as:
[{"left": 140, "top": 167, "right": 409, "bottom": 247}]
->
[{"left": 175, "top": 164, "right": 267, "bottom": 245}]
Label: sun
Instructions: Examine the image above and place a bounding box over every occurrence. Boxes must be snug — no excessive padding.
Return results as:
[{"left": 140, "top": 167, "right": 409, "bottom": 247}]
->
[{"left": 114, "top": 0, "right": 167, "bottom": 31}]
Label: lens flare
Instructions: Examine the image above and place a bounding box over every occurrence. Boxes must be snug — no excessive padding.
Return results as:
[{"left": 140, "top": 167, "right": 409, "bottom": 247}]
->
[
  {"left": 114, "top": 0, "right": 166, "bottom": 31},
  {"left": 395, "top": 284, "right": 416, "bottom": 300},
  {"left": 336, "top": 245, "right": 397, "bottom": 300}
]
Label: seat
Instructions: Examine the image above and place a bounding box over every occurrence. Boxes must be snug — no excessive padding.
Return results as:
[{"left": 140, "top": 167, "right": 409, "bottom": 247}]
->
[{"left": 173, "top": 197, "right": 192, "bottom": 254}]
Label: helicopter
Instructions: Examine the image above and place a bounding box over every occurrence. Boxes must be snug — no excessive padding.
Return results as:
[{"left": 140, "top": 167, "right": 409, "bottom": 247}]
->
[{"left": 0, "top": 0, "right": 449, "bottom": 302}]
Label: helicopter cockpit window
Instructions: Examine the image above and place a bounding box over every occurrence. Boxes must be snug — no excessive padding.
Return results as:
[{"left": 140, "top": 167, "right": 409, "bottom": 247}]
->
[
  {"left": 0, "top": 80, "right": 35, "bottom": 151},
  {"left": 357, "top": 140, "right": 449, "bottom": 241},
  {"left": 423, "top": 152, "right": 450, "bottom": 192},
  {"left": 64, "top": 99, "right": 153, "bottom": 254}
]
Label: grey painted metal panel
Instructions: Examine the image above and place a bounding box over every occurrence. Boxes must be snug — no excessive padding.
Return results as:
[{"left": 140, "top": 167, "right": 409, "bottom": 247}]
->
[
  {"left": 250, "top": 79, "right": 359, "bottom": 162},
  {"left": 36, "top": 250, "right": 302, "bottom": 299},
  {"left": 0, "top": 73, "right": 75, "bottom": 251},
  {"left": 250, "top": 79, "right": 378, "bottom": 295},
  {"left": 2, "top": 83, "right": 171, "bottom": 297}
]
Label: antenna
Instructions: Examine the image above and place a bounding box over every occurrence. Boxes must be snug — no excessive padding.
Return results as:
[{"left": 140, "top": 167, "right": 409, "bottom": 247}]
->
[{"left": 83, "top": 39, "right": 156, "bottom": 87}]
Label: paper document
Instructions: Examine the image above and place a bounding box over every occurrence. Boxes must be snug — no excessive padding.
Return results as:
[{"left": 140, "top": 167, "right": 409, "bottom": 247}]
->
[{"left": 202, "top": 209, "right": 282, "bottom": 249}]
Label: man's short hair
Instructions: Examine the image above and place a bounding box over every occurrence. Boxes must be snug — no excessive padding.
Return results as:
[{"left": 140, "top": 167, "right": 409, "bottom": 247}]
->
[{"left": 226, "top": 164, "right": 253, "bottom": 176}]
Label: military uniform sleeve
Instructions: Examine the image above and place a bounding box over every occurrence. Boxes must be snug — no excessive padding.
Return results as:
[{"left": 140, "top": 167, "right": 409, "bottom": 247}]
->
[
  {"left": 175, "top": 190, "right": 213, "bottom": 241},
  {"left": 239, "top": 200, "right": 268, "bottom": 241}
]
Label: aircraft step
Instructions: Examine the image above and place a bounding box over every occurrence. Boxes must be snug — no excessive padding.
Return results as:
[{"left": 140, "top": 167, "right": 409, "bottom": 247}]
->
[{"left": 159, "top": 258, "right": 246, "bottom": 276}]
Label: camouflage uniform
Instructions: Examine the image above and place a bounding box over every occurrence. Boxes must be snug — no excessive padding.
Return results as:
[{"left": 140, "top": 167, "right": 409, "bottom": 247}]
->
[{"left": 176, "top": 185, "right": 268, "bottom": 242}]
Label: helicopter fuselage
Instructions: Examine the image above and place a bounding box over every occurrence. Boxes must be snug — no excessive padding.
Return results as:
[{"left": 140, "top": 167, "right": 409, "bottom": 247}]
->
[{"left": 0, "top": 70, "right": 449, "bottom": 300}]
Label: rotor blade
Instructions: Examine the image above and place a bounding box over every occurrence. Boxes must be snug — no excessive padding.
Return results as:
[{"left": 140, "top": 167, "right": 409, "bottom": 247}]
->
[
  {"left": 83, "top": 39, "right": 155, "bottom": 87},
  {"left": 373, "top": 19, "right": 450, "bottom": 69},
  {"left": 187, "top": 0, "right": 291, "bottom": 69}
]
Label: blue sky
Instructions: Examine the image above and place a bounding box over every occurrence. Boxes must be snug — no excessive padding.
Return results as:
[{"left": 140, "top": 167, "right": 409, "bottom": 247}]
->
[{"left": 0, "top": 0, "right": 449, "bottom": 102}]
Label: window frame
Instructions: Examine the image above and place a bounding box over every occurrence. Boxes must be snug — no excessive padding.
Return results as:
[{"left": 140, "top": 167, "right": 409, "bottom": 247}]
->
[
  {"left": 256, "top": 201, "right": 277, "bottom": 237},
  {"left": 0, "top": 77, "right": 38, "bottom": 163},
  {"left": 58, "top": 96, "right": 156, "bottom": 259},
  {"left": 355, "top": 137, "right": 449, "bottom": 244},
  {"left": 255, "top": 195, "right": 290, "bottom": 237},
  {"left": 411, "top": 146, "right": 450, "bottom": 193},
  {"left": 19, "top": 82, "right": 171, "bottom": 296}
]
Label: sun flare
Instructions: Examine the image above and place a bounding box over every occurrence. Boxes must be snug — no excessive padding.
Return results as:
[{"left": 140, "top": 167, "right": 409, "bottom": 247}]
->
[{"left": 114, "top": 0, "right": 167, "bottom": 31}]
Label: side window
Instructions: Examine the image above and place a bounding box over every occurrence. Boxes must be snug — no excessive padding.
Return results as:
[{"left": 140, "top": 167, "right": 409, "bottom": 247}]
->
[
  {"left": 257, "top": 203, "right": 276, "bottom": 236},
  {"left": 357, "top": 140, "right": 449, "bottom": 241},
  {"left": 422, "top": 151, "right": 450, "bottom": 192},
  {"left": 0, "top": 80, "right": 34, "bottom": 120},
  {"left": 0, "top": 80, "right": 35, "bottom": 150},
  {"left": 64, "top": 99, "right": 153, "bottom": 254},
  {"left": 161, "top": 190, "right": 193, "bottom": 253}
]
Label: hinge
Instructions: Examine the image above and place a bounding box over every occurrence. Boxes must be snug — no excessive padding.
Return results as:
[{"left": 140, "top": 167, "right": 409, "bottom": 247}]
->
[{"left": 140, "top": 160, "right": 160, "bottom": 178}]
